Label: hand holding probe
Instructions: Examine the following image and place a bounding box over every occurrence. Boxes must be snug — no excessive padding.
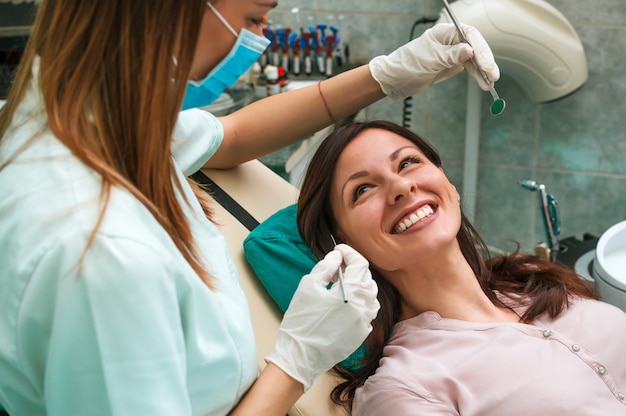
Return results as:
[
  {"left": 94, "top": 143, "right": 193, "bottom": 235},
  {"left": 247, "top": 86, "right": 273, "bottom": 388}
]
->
[
  {"left": 330, "top": 234, "right": 348, "bottom": 303},
  {"left": 440, "top": 0, "right": 506, "bottom": 115}
]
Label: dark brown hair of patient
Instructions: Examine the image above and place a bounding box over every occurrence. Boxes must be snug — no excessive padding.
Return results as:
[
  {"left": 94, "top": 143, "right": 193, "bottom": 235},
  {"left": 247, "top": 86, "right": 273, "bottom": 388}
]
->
[{"left": 296, "top": 120, "right": 598, "bottom": 411}]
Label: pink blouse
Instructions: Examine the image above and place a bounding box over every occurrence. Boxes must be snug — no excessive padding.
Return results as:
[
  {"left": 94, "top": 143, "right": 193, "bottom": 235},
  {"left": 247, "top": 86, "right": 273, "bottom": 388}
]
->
[{"left": 353, "top": 297, "right": 626, "bottom": 415}]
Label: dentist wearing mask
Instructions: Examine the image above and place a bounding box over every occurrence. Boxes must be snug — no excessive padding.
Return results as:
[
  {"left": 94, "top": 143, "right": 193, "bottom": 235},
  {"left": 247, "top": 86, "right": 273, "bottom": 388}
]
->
[{"left": 0, "top": 0, "right": 499, "bottom": 415}]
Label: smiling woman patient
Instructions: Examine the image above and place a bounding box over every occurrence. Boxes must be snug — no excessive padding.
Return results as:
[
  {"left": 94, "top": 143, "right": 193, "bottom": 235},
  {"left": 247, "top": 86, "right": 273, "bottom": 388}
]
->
[{"left": 296, "top": 120, "right": 626, "bottom": 416}]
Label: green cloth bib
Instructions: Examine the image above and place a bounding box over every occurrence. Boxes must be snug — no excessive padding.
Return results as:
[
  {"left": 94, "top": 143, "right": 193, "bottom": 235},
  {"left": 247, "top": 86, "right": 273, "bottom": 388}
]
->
[{"left": 243, "top": 204, "right": 366, "bottom": 370}]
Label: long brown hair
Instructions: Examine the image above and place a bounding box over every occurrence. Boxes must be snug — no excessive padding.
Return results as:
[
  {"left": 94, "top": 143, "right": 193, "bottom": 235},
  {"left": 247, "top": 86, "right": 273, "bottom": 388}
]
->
[
  {"left": 0, "top": 0, "right": 217, "bottom": 286},
  {"left": 296, "top": 120, "right": 598, "bottom": 411}
]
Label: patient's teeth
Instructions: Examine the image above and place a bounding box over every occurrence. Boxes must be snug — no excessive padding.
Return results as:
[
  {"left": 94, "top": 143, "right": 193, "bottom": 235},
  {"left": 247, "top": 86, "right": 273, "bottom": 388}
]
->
[{"left": 394, "top": 205, "right": 435, "bottom": 234}]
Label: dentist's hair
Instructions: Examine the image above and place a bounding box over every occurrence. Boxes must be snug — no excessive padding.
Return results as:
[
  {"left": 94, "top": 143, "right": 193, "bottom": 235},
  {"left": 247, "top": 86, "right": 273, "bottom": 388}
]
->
[
  {"left": 0, "top": 0, "right": 215, "bottom": 286},
  {"left": 296, "top": 120, "right": 598, "bottom": 411}
]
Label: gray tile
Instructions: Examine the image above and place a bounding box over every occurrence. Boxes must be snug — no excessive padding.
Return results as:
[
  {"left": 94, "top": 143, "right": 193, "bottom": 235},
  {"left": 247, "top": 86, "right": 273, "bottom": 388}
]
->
[
  {"left": 545, "top": 0, "right": 595, "bottom": 25},
  {"left": 474, "top": 165, "right": 536, "bottom": 253},
  {"left": 480, "top": 75, "right": 538, "bottom": 168},
  {"left": 316, "top": 0, "right": 432, "bottom": 15},
  {"left": 366, "top": 98, "right": 405, "bottom": 126},
  {"left": 547, "top": 0, "right": 626, "bottom": 26},
  {"left": 592, "top": 0, "right": 626, "bottom": 26},
  {"left": 538, "top": 171, "right": 626, "bottom": 243},
  {"left": 539, "top": 26, "right": 626, "bottom": 175},
  {"left": 428, "top": 73, "right": 469, "bottom": 163},
  {"left": 442, "top": 160, "right": 463, "bottom": 192}
]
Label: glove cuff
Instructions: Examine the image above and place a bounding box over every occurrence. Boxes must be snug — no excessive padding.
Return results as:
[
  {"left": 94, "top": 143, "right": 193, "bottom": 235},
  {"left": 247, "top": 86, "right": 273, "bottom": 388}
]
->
[
  {"left": 369, "top": 55, "right": 402, "bottom": 101},
  {"left": 265, "top": 353, "right": 314, "bottom": 392},
  {"left": 369, "top": 55, "right": 427, "bottom": 101}
]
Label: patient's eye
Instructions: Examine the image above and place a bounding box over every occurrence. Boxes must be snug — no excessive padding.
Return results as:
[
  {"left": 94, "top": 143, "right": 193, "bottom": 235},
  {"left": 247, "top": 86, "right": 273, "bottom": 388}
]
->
[
  {"left": 399, "top": 156, "right": 421, "bottom": 171},
  {"left": 352, "top": 184, "right": 371, "bottom": 203}
]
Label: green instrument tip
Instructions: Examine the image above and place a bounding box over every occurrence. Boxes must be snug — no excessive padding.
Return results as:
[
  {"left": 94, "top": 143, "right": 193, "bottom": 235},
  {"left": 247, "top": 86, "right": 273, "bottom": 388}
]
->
[{"left": 490, "top": 98, "right": 506, "bottom": 116}]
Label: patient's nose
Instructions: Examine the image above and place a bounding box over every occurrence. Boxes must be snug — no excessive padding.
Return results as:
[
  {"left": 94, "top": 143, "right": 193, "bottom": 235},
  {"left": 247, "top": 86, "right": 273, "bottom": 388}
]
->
[{"left": 388, "top": 176, "right": 417, "bottom": 204}]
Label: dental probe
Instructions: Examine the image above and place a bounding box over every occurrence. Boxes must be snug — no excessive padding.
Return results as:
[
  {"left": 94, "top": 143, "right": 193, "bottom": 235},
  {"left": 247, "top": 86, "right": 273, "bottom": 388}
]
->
[
  {"left": 330, "top": 234, "right": 349, "bottom": 303},
  {"left": 440, "top": 0, "right": 506, "bottom": 116}
]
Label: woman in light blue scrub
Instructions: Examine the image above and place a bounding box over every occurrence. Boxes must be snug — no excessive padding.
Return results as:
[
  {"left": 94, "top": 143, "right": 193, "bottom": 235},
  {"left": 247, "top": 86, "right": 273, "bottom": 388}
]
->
[{"left": 0, "top": 0, "right": 499, "bottom": 415}]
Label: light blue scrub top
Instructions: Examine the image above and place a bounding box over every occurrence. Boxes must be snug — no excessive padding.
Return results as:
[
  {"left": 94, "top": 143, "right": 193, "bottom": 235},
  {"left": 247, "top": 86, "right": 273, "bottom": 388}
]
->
[{"left": 0, "top": 58, "right": 258, "bottom": 415}]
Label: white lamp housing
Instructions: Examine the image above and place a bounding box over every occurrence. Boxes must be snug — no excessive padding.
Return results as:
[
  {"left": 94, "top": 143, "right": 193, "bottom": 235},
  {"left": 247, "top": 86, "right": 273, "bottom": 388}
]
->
[{"left": 438, "top": 0, "right": 588, "bottom": 102}]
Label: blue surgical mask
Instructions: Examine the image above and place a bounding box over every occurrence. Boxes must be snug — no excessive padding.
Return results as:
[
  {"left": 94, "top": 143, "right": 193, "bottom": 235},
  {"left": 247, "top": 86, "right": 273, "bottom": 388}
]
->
[{"left": 182, "top": 2, "right": 270, "bottom": 110}]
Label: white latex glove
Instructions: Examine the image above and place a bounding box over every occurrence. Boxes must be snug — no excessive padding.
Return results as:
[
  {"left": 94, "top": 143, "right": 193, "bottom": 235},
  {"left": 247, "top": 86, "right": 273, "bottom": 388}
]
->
[
  {"left": 369, "top": 22, "right": 500, "bottom": 100},
  {"left": 266, "top": 244, "right": 379, "bottom": 391}
]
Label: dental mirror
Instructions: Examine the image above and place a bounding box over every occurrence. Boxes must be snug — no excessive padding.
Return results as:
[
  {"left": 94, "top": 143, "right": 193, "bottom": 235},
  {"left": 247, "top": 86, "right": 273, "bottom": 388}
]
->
[
  {"left": 440, "top": 0, "right": 506, "bottom": 116},
  {"left": 490, "top": 96, "right": 506, "bottom": 116}
]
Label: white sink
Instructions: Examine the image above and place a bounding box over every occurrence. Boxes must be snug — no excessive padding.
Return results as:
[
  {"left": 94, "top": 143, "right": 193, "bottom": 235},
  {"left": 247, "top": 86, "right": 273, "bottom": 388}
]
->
[{"left": 593, "top": 220, "right": 626, "bottom": 312}]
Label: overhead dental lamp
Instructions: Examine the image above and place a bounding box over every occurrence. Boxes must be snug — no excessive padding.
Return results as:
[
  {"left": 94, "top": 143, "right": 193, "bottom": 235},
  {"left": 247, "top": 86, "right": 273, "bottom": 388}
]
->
[{"left": 438, "top": 0, "right": 588, "bottom": 103}]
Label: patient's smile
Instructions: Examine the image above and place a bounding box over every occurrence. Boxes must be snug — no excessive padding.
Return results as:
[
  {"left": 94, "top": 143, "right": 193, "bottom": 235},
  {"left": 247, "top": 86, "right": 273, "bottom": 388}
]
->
[{"left": 393, "top": 204, "right": 434, "bottom": 234}]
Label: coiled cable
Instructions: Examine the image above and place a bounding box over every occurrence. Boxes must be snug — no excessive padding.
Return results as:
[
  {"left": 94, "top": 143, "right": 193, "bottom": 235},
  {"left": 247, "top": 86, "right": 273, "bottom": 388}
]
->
[
  {"left": 401, "top": 16, "right": 440, "bottom": 129},
  {"left": 402, "top": 96, "right": 413, "bottom": 128}
]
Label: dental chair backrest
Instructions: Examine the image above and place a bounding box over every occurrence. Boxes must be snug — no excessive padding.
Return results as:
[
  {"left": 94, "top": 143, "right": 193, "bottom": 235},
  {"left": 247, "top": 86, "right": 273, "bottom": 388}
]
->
[{"left": 201, "top": 160, "right": 349, "bottom": 416}]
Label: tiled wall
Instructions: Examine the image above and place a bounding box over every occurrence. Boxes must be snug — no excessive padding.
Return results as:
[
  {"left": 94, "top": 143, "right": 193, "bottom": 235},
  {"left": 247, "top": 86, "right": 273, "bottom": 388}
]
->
[{"left": 268, "top": 0, "right": 626, "bottom": 254}]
